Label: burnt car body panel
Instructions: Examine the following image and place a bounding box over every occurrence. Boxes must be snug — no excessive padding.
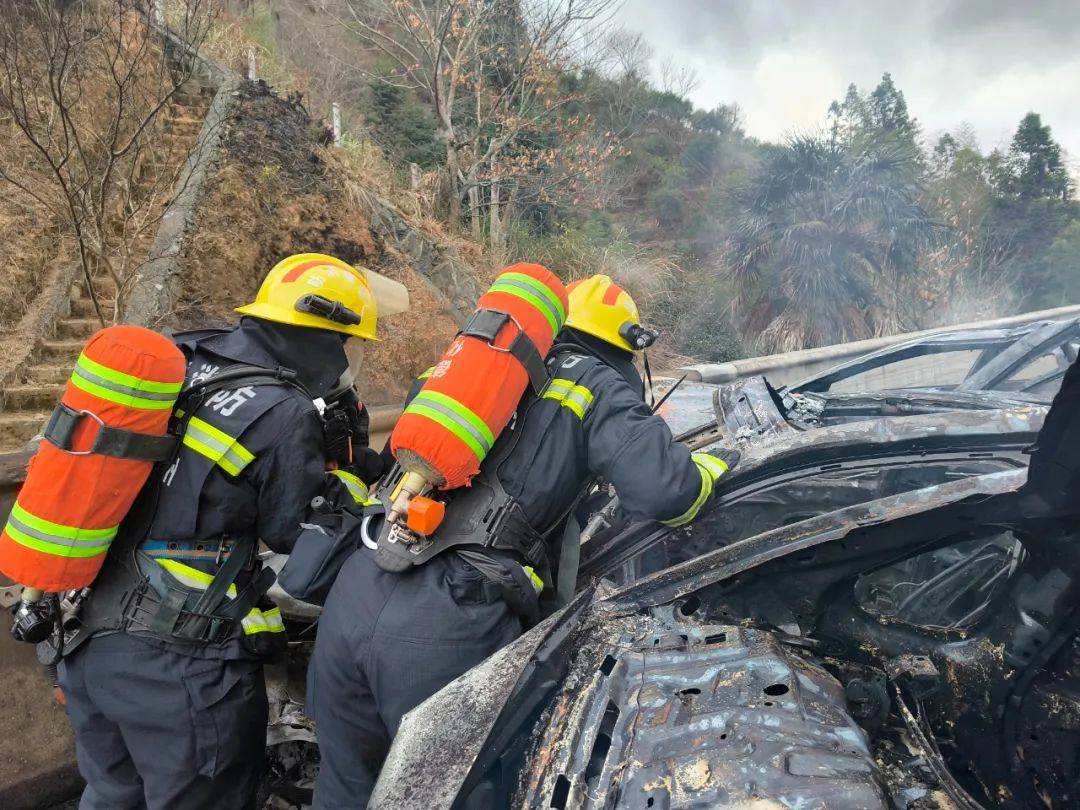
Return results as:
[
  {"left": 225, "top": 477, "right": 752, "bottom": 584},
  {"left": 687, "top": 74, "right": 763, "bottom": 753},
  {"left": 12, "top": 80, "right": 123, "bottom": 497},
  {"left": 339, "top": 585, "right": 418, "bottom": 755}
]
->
[
  {"left": 784, "top": 317, "right": 1080, "bottom": 399},
  {"left": 372, "top": 360, "right": 1080, "bottom": 809},
  {"left": 580, "top": 405, "right": 1044, "bottom": 583},
  {"left": 520, "top": 621, "right": 888, "bottom": 809}
]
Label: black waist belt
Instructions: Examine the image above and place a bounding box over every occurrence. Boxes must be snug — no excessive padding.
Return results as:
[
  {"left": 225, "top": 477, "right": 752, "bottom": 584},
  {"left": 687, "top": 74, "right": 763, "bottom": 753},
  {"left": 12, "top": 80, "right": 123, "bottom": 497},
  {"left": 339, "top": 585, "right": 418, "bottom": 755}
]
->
[{"left": 123, "top": 538, "right": 274, "bottom": 644}]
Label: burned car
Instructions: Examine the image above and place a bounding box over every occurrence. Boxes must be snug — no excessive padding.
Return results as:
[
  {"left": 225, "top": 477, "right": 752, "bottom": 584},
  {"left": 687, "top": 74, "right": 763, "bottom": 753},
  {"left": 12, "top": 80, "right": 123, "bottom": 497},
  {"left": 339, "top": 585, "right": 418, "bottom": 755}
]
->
[
  {"left": 368, "top": 361, "right": 1080, "bottom": 809},
  {"left": 783, "top": 315, "right": 1080, "bottom": 426},
  {"left": 657, "top": 315, "right": 1080, "bottom": 440}
]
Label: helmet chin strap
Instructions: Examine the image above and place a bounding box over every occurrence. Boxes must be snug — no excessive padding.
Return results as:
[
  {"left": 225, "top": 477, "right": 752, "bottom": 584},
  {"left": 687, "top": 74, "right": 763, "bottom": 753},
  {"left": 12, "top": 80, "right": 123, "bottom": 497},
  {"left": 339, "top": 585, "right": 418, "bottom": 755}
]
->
[{"left": 642, "top": 348, "right": 654, "bottom": 409}]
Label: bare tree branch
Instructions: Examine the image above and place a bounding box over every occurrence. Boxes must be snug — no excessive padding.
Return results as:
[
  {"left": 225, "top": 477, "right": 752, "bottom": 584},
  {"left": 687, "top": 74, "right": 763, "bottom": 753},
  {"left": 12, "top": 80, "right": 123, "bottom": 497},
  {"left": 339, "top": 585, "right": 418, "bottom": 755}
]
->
[{"left": 0, "top": 0, "right": 217, "bottom": 324}]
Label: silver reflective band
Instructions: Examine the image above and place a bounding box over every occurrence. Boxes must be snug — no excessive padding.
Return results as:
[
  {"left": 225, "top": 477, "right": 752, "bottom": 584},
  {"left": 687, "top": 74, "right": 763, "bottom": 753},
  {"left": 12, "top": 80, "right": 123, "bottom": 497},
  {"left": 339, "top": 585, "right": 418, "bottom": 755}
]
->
[
  {"left": 691, "top": 452, "right": 729, "bottom": 480},
  {"left": 5, "top": 512, "right": 116, "bottom": 549},
  {"left": 490, "top": 277, "right": 565, "bottom": 329},
  {"left": 662, "top": 463, "right": 714, "bottom": 528},
  {"left": 542, "top": 379, "right": 595, "bottom": 419}
]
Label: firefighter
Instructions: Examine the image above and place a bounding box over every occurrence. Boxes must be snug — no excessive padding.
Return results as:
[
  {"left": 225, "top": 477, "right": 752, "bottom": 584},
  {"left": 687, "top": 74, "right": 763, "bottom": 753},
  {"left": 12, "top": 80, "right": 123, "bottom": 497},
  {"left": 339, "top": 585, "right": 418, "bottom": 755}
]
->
[
  {"left": 308, "top": 274, "right": 738, "bottom": 806},
  {"left": 56, "top": 254, "right": 380, "bottom": 810}
]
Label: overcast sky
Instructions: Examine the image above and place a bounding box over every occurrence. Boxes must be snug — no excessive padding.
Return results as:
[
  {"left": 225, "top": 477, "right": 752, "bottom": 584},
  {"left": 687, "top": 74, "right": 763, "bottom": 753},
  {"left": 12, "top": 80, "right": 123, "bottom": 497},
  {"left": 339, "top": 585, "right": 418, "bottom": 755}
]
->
[{"left": 619, "top": 0, "right": 1080, "bottom": 165}]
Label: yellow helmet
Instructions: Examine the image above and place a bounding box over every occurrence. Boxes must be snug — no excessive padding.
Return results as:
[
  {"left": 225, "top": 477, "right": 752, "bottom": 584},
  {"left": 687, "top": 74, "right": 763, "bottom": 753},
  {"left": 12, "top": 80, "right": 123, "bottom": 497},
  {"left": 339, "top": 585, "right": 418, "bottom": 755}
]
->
[
  {"left": 564, "top": 275, "right": 655, "bottom": 352},
  {"left": 235, "top": 253, "right": 378, "bottom": 340}
]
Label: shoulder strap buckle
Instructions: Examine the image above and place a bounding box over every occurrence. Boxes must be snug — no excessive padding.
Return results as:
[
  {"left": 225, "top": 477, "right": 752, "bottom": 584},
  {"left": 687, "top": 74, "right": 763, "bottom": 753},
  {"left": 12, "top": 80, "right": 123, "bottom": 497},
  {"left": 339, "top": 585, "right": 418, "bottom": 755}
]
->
[
  {"left": 461, "top": 307, "right": 550, "bottom": 395},
  {"left": 45, "top": 403, "right": 179, "bottom": 461}
]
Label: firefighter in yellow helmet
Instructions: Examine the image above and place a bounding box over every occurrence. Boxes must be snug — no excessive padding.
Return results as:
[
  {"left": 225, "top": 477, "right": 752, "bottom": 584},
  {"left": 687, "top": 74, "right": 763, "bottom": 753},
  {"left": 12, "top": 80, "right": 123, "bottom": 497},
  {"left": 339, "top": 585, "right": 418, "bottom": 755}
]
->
[
  {"left": 57, "top": 254, "right": 382, "bottom": 810},
  {"left": 309, "top": 272, "right": 739, "bottom": 807},
  {"left": 563, "top": 273, "right": 655, "bottom": 350}
]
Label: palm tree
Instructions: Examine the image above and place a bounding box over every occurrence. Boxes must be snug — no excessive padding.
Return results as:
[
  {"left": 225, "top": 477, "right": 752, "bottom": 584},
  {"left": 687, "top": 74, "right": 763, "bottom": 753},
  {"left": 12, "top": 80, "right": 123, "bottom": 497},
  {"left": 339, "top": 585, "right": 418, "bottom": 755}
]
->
[{"left": 728, "top": 131, "right": 940, "bottom": 353}]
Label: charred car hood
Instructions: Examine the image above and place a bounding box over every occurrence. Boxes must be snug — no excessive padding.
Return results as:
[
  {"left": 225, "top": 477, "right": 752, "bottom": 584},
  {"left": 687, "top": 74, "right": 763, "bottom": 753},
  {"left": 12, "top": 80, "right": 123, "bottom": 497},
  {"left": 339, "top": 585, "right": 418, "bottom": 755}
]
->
[
  {"left": 668, "top": 374, "right": 1049, "bottom": 453},
  {"left": 373, "top": 468, "right": 1029, "bottom": 808}
]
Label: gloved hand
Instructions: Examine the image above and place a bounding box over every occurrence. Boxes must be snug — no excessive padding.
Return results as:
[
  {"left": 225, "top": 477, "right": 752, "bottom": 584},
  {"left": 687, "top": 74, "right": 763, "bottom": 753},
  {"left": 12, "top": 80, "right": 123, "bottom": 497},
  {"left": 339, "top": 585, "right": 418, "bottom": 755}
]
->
[
  {"left": 349, "top": 446, "right": 386, "bottom": 485},
  {"left": 691, "top": 449, "right": 741, "bottom": 483}
]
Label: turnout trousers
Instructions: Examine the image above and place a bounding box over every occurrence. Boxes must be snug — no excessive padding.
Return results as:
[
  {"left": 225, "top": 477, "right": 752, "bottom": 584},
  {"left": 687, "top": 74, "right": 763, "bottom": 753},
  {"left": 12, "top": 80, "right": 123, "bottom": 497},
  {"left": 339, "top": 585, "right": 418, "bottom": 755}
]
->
[
  {"left": 58, "top": 633, "right": 268, "bottom": 810},
  {"left": 308, "top": 549, "right": 522, "bottom": 809}
]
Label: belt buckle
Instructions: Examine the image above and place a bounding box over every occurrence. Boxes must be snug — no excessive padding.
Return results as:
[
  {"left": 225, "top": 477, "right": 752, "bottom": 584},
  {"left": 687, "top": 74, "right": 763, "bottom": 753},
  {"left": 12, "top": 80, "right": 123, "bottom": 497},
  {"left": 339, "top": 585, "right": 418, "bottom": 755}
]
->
[{"left": 50, "top": 409, "right": 106, "bottom": 456}]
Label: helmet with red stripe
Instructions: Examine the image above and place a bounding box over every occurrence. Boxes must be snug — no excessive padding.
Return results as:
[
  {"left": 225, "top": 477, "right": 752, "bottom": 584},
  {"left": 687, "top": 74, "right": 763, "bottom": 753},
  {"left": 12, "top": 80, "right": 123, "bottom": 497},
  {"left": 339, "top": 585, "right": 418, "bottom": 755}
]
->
[
  {"left": 236, "top": 253, "right": 378, "bottom": 340},
  {"left": 564, "top": 274, "right": 652, "bottom": 352}
]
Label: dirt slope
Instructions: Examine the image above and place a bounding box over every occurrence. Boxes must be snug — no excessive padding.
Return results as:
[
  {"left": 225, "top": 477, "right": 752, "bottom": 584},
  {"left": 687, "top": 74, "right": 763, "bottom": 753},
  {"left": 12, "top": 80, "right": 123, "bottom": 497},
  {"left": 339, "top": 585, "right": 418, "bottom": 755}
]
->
[{"left": 178, "top": 82, "right": 490, "bottom": 404}]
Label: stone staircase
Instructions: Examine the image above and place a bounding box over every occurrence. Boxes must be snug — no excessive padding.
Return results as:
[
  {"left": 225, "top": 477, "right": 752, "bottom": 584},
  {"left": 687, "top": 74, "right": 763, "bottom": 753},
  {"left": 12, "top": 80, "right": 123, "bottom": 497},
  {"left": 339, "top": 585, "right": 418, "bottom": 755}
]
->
[{"left": 0, "top": 81, "right": 214, "bottom": 452}]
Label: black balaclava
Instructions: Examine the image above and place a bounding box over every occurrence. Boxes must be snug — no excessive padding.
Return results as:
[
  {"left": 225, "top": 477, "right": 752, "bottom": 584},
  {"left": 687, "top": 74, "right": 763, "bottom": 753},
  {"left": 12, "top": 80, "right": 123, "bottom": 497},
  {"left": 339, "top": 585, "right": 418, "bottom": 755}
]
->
[
  {"left": 201, "top": 317, "right": 350, "bottom": 399},
  {"left": 552, "top": 327, "right": 643, "bottom": 396}
]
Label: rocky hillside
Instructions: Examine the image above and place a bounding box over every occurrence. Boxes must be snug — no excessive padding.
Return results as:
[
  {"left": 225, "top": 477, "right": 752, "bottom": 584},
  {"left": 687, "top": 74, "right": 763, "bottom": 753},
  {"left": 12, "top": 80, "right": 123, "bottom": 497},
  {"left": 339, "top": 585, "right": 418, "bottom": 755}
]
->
[{"left": 173, "top": 81, "right": 493, "bottom": 405}]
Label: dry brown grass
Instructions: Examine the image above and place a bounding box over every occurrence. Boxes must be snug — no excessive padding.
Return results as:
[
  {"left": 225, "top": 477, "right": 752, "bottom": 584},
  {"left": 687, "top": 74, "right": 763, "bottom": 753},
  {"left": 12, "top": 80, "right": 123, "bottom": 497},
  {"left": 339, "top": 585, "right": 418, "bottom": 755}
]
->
[
  {"left": 178, "top": 86, "right": 479, "bottom": 403},
  {"left": 0, "top": 2, "right": 216, "bottom": 327},
  {"left": 321, "top": 144, "right": 496, "bottom": 283},
  {"left": 0, "top": 132, "right": 74, "bottom": 329}
]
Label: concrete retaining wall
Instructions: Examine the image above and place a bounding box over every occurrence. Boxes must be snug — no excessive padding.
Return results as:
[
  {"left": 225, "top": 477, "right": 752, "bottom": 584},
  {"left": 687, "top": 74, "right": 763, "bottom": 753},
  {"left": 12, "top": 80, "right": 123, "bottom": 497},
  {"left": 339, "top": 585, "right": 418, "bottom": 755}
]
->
[
  {"left": 680, "top": 304, "right": 1080, "bottom": 388},
  {"left": 124, "top": 76, "right": 241, "bottom": 327}
]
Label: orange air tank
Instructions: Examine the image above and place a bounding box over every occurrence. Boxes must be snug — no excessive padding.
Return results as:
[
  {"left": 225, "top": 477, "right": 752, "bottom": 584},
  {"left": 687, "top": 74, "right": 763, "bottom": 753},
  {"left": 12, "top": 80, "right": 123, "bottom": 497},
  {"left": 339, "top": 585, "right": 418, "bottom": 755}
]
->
[
  {"left": 0, "top": 326, "right": 186, "bottom": 592},
  {"left": 389, "top": 263, "right": 568, "bottom": 524}
]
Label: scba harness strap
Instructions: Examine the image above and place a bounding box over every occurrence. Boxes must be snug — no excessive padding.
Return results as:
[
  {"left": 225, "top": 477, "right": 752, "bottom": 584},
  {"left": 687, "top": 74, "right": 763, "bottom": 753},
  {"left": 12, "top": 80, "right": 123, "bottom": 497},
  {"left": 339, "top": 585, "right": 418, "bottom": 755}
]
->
[
  {"left": 44, "top": 403, "right": 180, "bottom": 461},
  {"left": 63, "top": 361, "right": 309, "bottom": 655},
  {"left": 375, "top": 351, "right": 595, "bottom": 575},
  {"left": 460, "top": 307, "right": 550, "bottom": 395}
]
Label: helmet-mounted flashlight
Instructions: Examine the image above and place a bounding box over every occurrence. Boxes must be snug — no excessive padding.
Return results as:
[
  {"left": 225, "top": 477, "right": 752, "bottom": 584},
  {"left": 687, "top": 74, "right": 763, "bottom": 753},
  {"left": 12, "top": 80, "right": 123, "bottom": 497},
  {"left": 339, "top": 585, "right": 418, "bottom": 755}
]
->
[
  {"left": 619, "top": 322, "right": 659, "bottom": 350},
  {"left": 295, "top": 294, "right": 362, "bottom": 326}
]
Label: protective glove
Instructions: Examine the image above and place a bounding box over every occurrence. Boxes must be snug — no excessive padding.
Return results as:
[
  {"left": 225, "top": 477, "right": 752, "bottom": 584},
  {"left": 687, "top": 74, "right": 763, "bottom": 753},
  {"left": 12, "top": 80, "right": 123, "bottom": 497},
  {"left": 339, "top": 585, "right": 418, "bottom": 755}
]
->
[
  {"left": 348, "top": 446, "right": 386, "bottom": 485},
  {"left": 691, "top": 449, "right": 741, "bottom": 483}
]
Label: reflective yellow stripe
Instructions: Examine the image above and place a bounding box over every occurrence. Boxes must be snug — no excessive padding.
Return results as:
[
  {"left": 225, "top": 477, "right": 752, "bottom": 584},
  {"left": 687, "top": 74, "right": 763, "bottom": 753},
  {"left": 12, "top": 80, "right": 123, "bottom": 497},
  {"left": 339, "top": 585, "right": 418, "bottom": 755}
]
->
[
  {"left": 2, "top": 502, "right": 117, "bottom": 559},
  {"left": 183, "top": 416, "right": 255, "bottom": 476},
  {"left": 542, "top": 378, "right": 595, "bottom": 419},
  {"left": 418, "top": 366, "right": 435, "bottom": 380},
  {"left": 155, "top": 559, "right": 280, "bottom": 635},
  {"left": 523, "top": 565, "right": 544, "bottom": 594},
  {"left": 404, "top": 391, "right": 493, "bottom": 462},
  {"left": 661, "top": 463, "right": 714, "bottom": 528},
  {"left": 242, "top": 606, "right": 285, "bottom": 635},
  {"left": 488, "top": 274, "right": 565, "bottom": 336},
  {"left": 691, "top": 452, "right": 729, "bottom": 481},
  {"left": 69, "top": 352, "right": 182, "bottom": 410},
  {"left": 156, "top": 558, "right": 237, "bottom": 594},
  {"left": 329, "top": 469, "right": 375, "bottom": 506}
]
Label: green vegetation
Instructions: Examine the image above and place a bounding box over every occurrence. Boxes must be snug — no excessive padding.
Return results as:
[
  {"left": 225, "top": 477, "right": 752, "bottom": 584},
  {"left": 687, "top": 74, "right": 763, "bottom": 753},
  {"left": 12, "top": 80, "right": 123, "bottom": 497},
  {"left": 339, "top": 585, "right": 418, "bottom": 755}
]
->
[{"left": 223, "top": 3, "right": 1078, "bottom": 361}]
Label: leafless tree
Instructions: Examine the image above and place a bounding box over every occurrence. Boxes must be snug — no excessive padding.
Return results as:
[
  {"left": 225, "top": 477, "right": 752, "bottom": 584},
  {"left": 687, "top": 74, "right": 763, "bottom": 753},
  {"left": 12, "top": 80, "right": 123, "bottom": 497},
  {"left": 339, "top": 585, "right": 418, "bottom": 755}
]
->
[
  {"left": 600, "top": 28, "right": 652, "bottom": 82},
  {"left": 658, "top": 56, "right": 698, "bottom": 98},
  {"left": 0, "top": 0, "right": 216, "bottom": 324},
  {"left": 321, "top": 0, "right": 622, "bottom": 228}
]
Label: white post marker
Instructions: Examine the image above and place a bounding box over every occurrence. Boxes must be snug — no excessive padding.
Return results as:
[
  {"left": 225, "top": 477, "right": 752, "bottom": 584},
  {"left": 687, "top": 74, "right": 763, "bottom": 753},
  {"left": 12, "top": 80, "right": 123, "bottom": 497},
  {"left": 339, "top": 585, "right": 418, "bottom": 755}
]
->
[
  {"left": 332, "top": 102, "right": 342, "bottom": 146},
  {"left": 247, "top": 47, "right": 257, "bottom": 81}
]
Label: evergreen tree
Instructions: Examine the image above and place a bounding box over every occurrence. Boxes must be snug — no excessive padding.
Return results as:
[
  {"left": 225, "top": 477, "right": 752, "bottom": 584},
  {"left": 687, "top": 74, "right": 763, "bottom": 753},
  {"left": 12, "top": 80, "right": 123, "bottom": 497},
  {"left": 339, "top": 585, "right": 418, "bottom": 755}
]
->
[
  {"left": 868, "top": 72, "right": 915, "bottom": 135},
  {"left": 994, "top": 113, "right": 1071, "bottom": 201},
  {"left": 828, "top": 74, "right": 918, "bottom": 147}
]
